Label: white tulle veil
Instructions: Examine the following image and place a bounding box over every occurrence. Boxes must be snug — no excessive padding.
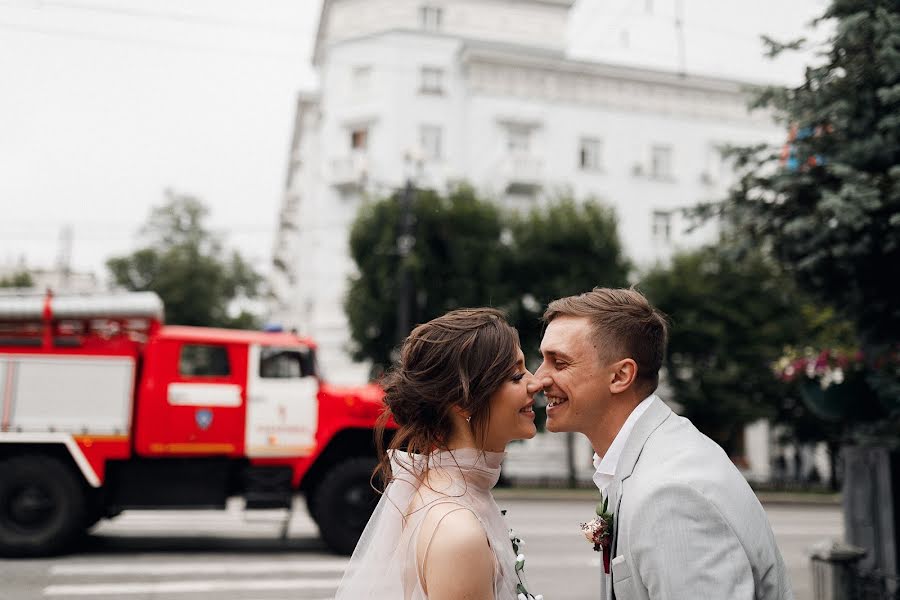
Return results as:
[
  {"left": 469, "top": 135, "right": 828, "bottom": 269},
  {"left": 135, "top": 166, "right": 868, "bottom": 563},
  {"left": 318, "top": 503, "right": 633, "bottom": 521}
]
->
[{"left": 333, "top": 447, "right": 518, "bottom": 599}]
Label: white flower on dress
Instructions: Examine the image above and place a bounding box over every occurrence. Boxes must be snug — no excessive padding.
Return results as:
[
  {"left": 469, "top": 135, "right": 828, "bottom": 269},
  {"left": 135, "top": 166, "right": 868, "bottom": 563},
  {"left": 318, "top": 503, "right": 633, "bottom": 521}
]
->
[{"left": 502, "top": 509, "right": 544, "bottom": 599}]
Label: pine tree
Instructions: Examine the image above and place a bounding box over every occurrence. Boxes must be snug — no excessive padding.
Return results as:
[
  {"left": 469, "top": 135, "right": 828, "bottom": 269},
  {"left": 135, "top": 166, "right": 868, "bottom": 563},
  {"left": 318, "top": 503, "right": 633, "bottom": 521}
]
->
[
  {"left": 697, "top": 0, "right": 900, "bottom": 355},
  {"left": 696, "top": 0, "right": 900, "bottom": 575}
]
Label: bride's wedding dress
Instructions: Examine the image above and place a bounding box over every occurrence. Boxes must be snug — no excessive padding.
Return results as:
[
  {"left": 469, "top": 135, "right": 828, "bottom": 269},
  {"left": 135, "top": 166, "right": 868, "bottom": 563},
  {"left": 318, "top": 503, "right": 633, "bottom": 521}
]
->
[{"left": 334, "top": 447, "right": 520, "bottom": 599}]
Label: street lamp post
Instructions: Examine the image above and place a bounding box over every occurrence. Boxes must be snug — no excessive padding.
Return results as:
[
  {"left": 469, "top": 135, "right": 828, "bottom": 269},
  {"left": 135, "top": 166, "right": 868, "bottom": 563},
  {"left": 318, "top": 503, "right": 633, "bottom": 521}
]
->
[
  {"left": 395, "top": 152, "right": 421, "bottom": 347},
  {"left": 395, "top": 177, "right": 416, "bottom": 346}
]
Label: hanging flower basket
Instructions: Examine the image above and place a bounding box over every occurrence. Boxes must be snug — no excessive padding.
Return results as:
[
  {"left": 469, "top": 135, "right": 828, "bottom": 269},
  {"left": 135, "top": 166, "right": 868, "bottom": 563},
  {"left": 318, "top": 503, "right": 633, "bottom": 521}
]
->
[
  {"left": 775, "top": 347, "right": 886, "bottom": 423},
  {"left": 798, "top": 374, "right": 881, "bottom": 422}
]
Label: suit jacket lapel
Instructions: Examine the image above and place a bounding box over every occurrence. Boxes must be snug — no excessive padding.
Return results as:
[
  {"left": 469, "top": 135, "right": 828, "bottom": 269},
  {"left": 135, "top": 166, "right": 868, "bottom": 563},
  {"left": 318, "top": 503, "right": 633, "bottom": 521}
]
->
[
  {"left": 615, "top": 397, "right": 671, "bottom": 482},
  {"left": 608, "top": 398, "right": 672, "bottom": 575}
]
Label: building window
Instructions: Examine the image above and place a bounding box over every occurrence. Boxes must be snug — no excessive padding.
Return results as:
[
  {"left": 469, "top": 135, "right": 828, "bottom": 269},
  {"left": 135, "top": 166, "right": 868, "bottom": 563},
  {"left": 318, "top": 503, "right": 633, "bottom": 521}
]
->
[
  {"left": 350, "top": 127, "right": 368, "bottom": 151},
  {"left": 419, "top": 5, "right": 443, "bottom": 31},
  {"left": 650, "top": 145, "right": 673, "bottom": 179},
  {"left": 420, "top": 125, "right": 442, "bottom": 161},
  {"left": 652, "top": 210, "right": 672, "bottom": 244},
  {"left": 507, "top": 126, "right": 531, "bottom": 154},
  {"left": 701, "top": 142, "right": 725, "bottom": 185},
  {"left": 351, "top": 65, "right": 371, "bottom": 95},
  {"left": 579, "top": 137, "right": 603, "bottom": 171},
  {"left": 420, "top": 67, "right": 444, "bottom": 94}
]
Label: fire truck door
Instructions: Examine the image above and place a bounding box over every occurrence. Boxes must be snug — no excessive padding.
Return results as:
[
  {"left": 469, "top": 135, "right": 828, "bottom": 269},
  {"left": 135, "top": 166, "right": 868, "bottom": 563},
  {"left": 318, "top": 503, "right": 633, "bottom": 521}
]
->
[
  {"left": 245, "top": 344, "right": 318, "bottom": 457},
  {"left": 135, "top": 339, "right": 246, "bottom": 457}
]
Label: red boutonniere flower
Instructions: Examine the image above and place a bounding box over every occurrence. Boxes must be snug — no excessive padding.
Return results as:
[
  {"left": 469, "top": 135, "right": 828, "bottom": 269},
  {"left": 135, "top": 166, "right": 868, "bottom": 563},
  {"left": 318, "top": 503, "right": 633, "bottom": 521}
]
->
[{"left": 580, "top": 494, "right": 614, "bottom": 574}]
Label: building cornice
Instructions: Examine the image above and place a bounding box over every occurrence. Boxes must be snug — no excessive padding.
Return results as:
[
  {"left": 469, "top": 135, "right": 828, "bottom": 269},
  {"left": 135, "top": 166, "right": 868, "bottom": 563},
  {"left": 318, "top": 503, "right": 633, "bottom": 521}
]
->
[
  {"left": 319, "top": 27, "right": 771, "bottom": 94},
  {"left": 314, "top": 22, "right": 774, "bottom": 123},
  {"left": 459, "top": 40, "right": 762, "bottom": 93},
  {"left": 312, "top": 0, "right": 575, "bottom": 65},
  {"left": 458, "top": 40, "right": 773, "bottom": 124}
]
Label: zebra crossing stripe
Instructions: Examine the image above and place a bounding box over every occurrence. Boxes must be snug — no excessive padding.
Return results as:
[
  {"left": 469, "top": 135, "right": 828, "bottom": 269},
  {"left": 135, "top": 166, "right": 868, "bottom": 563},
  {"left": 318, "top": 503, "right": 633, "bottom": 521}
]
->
[
  {"left": 51, "top": 559, "right": 348, "bottom": 576},
  {"left": 43, "top": 577, "right": 342, "bottom": 595}
]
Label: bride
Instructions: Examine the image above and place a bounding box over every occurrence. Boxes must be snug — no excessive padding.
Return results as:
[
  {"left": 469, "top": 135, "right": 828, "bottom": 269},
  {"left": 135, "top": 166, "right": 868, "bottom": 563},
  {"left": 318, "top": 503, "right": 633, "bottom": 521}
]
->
[{"left": 334, "top": 308, "right": 539, "bottom": 599}]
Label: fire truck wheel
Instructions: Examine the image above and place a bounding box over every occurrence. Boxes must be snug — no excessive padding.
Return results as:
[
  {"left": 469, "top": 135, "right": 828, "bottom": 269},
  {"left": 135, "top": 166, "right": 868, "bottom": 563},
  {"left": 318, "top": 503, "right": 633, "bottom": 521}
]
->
[
  {"left": 312, "top": 456, "right": 379, "bottom": 555},
  {"left": 0, "top": 455, "right": 87, "bottom": 557}
]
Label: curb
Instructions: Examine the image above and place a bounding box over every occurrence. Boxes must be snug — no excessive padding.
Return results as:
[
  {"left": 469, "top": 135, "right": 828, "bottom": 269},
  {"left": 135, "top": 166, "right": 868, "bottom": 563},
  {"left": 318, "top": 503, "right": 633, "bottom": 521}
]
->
[
  {"left": 493, "top": 487, "right": 842, "bottom": 506},
  {"left": 754, "top": 491, "right": 841, "bottom": 506}
]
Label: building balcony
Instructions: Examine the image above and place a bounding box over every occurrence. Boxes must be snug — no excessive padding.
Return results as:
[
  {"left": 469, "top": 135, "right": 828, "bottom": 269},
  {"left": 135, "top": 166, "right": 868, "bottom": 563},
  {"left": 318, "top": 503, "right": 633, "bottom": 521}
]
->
[
  {"left": 330, "top": 153, "right": 368, "bottom": 191},
  {"left": 502, "top": 155, "right": 543, "bottom": 194}
]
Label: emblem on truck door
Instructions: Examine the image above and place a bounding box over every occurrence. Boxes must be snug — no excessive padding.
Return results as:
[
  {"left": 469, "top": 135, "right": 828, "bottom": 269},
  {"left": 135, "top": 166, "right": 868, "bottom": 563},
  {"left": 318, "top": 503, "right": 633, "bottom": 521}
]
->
[{"left": 195, "top": 408, "right": 213, "bottom": 430}]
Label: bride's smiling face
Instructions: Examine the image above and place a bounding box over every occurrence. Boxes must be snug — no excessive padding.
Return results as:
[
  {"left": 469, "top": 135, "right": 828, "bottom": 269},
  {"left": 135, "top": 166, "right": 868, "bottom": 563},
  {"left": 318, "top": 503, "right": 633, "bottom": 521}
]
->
[{"left": 481, "top": 348, "right": 538, "bottom": 452}]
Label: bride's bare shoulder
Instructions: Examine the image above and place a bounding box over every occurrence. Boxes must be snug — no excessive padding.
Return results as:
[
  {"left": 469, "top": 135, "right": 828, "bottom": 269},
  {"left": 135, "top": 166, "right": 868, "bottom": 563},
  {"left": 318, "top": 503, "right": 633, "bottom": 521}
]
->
[
  {"left": 418, "top": 502, "right": 487, "bottom": 546},
  {"left": 416, "top": 505, "right": 493, "bottom": 599}
]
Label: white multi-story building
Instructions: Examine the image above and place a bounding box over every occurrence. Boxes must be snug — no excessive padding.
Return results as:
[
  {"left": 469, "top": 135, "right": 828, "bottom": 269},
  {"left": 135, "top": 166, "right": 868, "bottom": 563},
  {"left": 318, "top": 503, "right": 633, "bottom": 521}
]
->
[{"left": 270, "top": 0, "right": 782, "bottom": 385}]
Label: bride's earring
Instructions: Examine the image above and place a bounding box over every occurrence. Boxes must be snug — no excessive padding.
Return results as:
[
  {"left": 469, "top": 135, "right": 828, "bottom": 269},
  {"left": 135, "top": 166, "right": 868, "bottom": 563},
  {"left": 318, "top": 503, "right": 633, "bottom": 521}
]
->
[{"left": 465, "top": 416, "right": 472, "bottom": 423}]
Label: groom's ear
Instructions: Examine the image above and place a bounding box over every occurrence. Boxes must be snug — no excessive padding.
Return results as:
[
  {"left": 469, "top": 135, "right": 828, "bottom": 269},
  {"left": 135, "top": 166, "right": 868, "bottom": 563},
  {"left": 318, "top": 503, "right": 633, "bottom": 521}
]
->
[{"left": 608, "top": 358, "right": 638, "bottom": 394}]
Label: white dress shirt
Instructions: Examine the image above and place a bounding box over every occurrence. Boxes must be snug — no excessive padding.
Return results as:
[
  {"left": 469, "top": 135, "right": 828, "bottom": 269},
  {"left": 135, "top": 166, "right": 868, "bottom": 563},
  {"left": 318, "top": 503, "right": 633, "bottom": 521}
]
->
[{"left": 592, "top": 394, "right": 657, "bottom": 493}]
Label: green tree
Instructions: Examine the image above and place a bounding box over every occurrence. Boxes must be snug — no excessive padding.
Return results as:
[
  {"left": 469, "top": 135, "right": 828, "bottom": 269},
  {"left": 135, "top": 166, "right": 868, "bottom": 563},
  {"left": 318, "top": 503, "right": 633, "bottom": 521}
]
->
[
  {"left": 642, "top": 242, "right": 864, "bottom": 485},
  {"left": 345, "top": 185, "right": 511, "bottom": 372},
  {"left": 641, "top": 246, "right": 815, "bottom": 455},
  {"left": 345, "top": 189, "right": 631, "bottom": 376},
  {"left": 695, "top": 0, "right": 900, "bottom": 355},
  {"left": 506, "top": 198, "right": 631, "bottom": 363},
  {"left": 107, "top": 191, "right": 262, "bottom": 328},
  {"left": 508, "top": 197, "right": 630, "bottom": 454},
  {"left": 0, "top": 271, "right": 34, "bottom": 288}
]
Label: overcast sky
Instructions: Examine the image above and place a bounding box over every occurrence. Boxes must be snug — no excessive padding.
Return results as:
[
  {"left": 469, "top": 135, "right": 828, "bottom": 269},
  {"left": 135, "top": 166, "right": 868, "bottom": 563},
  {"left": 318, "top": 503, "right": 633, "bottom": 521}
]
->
[{"left": 0, "top": 0, "right": 828, "bottom": 280}]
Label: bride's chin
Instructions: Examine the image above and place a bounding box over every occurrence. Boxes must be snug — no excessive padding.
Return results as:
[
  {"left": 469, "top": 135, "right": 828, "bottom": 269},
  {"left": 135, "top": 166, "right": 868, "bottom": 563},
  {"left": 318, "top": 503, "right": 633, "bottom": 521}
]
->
[{"left": 518, "top": 425, "right": 538, "bottom": 440}]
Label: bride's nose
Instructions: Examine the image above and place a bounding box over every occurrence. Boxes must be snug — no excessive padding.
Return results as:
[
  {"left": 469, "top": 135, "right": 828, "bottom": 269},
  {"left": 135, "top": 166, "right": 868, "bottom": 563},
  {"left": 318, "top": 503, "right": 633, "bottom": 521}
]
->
[{"left": 526, "top": 378, "right": 547, "bottom": 395}]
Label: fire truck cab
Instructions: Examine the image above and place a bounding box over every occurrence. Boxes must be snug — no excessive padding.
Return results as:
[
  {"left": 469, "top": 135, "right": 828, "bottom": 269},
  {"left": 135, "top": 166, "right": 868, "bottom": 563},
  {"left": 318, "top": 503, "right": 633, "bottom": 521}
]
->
[{"left": 0, "top": 290, "right": 387, "bottom": 556}]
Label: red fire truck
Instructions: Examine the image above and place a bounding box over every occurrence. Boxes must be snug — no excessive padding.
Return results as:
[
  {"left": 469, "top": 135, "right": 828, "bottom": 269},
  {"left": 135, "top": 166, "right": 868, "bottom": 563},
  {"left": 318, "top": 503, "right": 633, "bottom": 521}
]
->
[{"left": 0, "top": 290, "right": 388, "bottom": 557}]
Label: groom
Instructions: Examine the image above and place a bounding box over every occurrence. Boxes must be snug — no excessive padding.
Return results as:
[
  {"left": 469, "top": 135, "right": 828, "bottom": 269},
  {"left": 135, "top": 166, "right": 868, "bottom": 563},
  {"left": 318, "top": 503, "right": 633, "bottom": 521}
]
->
[{"left": 527, "top": 288, "right": 793, "bottom": 599}]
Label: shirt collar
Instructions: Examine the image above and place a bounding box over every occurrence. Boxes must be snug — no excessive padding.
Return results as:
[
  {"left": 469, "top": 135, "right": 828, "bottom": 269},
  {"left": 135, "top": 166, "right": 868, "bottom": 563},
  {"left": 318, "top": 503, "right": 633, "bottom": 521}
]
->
[{"left": 592, "top": 394, "right": 656, "bottom": 492}]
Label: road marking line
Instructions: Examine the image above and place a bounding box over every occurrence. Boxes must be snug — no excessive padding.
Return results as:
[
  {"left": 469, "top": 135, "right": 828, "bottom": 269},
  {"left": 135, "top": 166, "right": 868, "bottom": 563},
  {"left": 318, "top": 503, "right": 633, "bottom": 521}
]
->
[
  {"left": 43, "top": 577, "right": 341, "bottom": 595},
  {"left": 51, "top": 559, "right": 348, "bottom": 576}
]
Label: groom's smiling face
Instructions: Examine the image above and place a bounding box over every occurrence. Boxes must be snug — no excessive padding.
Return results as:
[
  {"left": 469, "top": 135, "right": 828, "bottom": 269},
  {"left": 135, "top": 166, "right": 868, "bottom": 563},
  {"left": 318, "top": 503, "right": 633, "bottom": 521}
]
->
[{"left": 535, "top": 316, "right": 610, "bottom": 435}]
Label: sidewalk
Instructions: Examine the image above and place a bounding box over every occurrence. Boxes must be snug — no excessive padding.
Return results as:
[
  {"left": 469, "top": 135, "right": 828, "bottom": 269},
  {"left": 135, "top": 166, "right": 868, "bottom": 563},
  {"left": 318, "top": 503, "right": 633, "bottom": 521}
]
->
[{"left": 493, "top": 486, "right": 841, "bottom": 506}]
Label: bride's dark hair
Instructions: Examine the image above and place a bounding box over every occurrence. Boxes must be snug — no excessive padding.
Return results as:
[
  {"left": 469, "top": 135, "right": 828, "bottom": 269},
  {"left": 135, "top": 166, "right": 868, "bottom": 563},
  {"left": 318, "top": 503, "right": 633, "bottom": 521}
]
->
[{"left": 373, "top": 307, "right": 520, "bottom": 489}]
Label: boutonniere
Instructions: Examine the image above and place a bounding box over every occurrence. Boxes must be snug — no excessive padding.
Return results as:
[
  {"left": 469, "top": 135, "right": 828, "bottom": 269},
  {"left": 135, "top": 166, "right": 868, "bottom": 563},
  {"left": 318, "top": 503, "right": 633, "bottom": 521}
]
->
[{"left": 580, "top": 494, "right": 614, "bottom": 574}]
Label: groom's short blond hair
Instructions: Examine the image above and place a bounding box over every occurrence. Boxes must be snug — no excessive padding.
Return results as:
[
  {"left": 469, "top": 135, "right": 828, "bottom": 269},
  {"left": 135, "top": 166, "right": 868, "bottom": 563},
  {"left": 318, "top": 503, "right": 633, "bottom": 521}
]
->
[{"left": 543, "top": 287, "right": 668, "bottom": 393}]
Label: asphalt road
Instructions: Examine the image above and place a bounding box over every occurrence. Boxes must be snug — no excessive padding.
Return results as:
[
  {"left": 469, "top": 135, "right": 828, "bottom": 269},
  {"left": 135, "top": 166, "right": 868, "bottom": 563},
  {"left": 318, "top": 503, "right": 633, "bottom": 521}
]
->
[{"left": 0, "top": 498, "right": 842, "bottom": 600}]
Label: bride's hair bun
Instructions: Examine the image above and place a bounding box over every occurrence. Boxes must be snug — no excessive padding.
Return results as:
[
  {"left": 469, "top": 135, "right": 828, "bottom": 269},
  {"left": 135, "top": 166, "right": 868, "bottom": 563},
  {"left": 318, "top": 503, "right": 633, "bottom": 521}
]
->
[
  {"left": 382, "top": 375, "right": 439, "bottom": 428},
  {"left": 374, "top": 308, "right": 520, "bottom": 483}
]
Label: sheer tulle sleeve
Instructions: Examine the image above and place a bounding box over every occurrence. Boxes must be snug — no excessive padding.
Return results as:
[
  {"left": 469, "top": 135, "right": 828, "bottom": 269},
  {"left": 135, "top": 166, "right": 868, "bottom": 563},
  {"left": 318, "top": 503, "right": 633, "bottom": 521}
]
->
[
  {"left": 333, "top": 451, "right": 422, "bottom": 599},
  {"left": 333, "top": 448, "right": 518, "bottom": 600}
]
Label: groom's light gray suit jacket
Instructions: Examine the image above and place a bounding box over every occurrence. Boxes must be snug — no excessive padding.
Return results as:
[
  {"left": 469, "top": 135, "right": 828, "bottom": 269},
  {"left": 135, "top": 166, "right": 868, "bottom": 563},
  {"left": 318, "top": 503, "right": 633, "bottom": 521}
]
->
[{"left": 606, "top": 398, "right": 793, "bottom": 600}]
